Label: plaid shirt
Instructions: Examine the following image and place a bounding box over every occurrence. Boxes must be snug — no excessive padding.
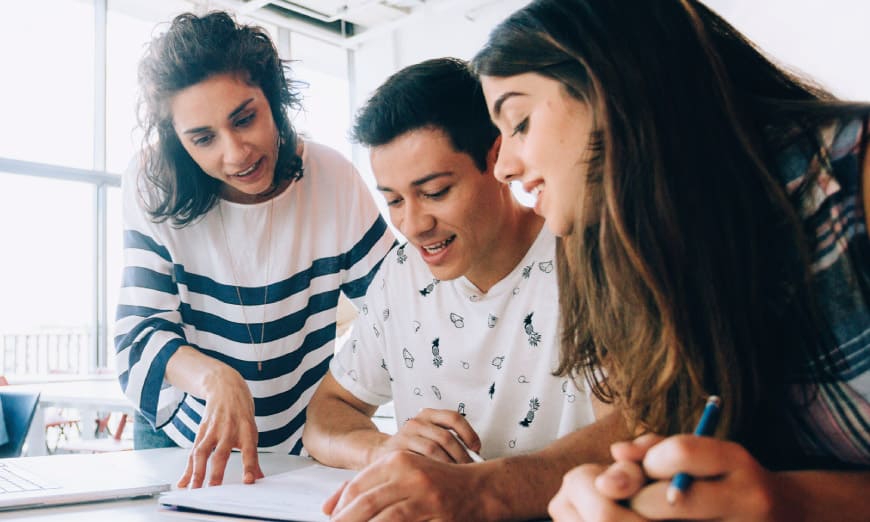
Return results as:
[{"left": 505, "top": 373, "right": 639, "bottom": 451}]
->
[{"left": 778, "top": 116, "right": 870, "bottom": 467}]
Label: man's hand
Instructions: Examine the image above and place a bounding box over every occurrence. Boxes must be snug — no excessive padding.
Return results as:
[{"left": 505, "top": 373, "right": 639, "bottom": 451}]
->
[
  {"left": 313, "top": 407, "right": 627, "bottom": 521},
  {"left": 303, "top": 374, "right": 483, "bottom": 470},
  {"left": 371, "top": 408, "right": 481, "bottom": 464},
  {"left": 324, "top": 450, "right": 486, "bottom": 521}
]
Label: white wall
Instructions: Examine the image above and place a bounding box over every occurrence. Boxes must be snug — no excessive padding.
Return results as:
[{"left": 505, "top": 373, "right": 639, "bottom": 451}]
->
[
  {"left": 351, "top": 0, "right": 529, "bottom": 107},
  {"left": 348, "top": 0, "right": 870, "bottom": 213},
  {"left": 349, "top": 0, "right": 529, "bottom": 210},
  {"left": 353, "top": 0, "right": 869, "bottom": 113},
  {"left": 704, "top": 0, "right": 870, "bottom": 101}
]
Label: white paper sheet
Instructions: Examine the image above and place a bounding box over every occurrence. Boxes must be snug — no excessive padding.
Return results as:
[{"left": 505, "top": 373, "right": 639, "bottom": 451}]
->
[{"left": 158, "top": 462, "right": 356, "bottom": 521}]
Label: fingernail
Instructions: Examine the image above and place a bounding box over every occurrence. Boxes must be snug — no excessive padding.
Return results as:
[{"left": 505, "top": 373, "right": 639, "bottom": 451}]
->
[
  {"left": 604, "top": 470, "right": 629, "bottom": 489},
  {"left": 644, "top": 443, "right": 664, "bottom": 465}
]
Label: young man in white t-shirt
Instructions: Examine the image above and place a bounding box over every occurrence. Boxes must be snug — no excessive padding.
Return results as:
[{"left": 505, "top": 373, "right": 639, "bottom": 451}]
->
[{"left": 302, "top": 58, "right": 627, "bottom": 521}]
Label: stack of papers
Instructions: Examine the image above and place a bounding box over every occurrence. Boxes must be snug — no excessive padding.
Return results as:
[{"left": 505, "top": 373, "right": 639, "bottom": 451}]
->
[{"left": 159, "top": 462, "right": 356, "bottom": 521}]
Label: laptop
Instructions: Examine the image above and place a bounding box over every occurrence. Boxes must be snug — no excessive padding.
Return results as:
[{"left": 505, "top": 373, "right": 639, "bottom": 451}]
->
[{"left": 0, "top": 453, "right": 171, "bottom": 511}]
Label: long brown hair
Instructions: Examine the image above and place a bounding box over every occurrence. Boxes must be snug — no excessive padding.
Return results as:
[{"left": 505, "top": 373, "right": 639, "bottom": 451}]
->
[{"left": 473, "top": 0, "right": 870, "bottom": 467}]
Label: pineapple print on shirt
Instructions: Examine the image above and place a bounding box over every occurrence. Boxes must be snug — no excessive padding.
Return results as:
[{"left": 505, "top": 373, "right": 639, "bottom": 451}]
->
[
  {"left": 519, "top": 398, "right": 541, "bottom": 427},
  {"left": 523, "top": 313, "right": 542, "bottom": 347},
  {"left": 431, "top": 337, "right": 443, "bottom": 368}
]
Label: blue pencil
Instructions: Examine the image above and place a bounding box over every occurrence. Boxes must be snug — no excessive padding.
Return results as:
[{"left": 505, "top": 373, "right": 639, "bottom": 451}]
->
[{"left": 666, "top": 395, "right": 722, "bottom": 505}]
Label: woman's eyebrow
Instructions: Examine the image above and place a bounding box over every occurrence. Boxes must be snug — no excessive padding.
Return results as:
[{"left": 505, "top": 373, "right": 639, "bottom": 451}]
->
[{"left": 492, "top": 91, "right": 526, "bottom": 118}]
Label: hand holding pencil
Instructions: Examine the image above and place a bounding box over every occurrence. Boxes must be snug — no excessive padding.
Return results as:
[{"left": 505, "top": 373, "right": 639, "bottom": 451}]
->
[
  {"left": 666, "top": 395, "right": 722, "bottom": 504},
  {"left": 549, "top": 395, "right": 799, "bottom": 521}
]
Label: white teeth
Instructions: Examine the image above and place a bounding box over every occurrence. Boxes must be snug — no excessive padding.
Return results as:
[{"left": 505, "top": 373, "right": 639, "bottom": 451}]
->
[
  {"left": 233, "top": 160, "right": 259, "bottom": 177},
  {"left": 422, "top": 236, "right": 455, "bottom": 254}
]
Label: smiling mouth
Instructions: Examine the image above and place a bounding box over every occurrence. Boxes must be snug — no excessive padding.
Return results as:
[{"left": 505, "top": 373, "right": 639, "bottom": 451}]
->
[
  {"left": 422, "top": 235, "right": 456, "bottom": 254},
  {"left": 231, "top": 159, "right": 262, "bottom": 178}
]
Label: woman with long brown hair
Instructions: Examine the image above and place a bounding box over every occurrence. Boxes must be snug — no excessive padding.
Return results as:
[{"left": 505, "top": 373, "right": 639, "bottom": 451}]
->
[{"left": 473, "top": 0, "right": 869, "bottom": 519}]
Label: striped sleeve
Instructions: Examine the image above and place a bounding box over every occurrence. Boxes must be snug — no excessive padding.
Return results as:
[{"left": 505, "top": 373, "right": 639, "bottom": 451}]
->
[
  {"left": 114, "top": 164, "right": 186, "bottom": 429},
  {"left": 335, "top": 157, "right": 396, "bottom": 301}
]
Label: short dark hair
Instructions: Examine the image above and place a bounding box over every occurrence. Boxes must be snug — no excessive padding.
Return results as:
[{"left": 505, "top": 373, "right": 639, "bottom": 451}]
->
[
  {"left": 352, "top": 57, "right": 498, "bottom": 172},
  {"left": 137, "top": 11, "right": 304, "bottom": 226}
]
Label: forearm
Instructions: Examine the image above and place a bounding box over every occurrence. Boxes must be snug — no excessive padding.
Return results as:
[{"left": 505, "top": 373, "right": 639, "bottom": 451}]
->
[
  {"left": 302, "top": 378, "right": 385, "bottom": 470},
  {"left": 164, "top": 345, "right": 242, "bottom": 399},
  {"left": 773, "top": 469, "right": 870, "bottom": 522},
  {"left": 477, "top": 411, "right": 630, "bottom": 520}
]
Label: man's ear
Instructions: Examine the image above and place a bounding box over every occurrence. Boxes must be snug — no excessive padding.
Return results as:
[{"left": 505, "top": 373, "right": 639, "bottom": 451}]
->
[{"left": 485, "top": 135, "right": 502, "bottom": 174}]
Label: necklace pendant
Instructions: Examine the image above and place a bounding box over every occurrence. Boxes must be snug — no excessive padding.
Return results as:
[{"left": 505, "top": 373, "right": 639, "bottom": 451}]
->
[{"left": 258, "top": 361, "right": 263, "bottom": 372}]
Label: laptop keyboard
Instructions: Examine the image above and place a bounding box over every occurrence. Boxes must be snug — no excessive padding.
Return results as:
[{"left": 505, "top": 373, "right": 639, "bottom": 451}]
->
[{"left": 0, "top": 463, "right": 60, "bottom": 493}]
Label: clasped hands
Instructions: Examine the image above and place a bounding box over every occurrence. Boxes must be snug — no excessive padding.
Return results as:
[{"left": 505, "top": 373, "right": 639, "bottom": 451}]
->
[{"left": 549, "top": 433, "right": 781, "bottom": 521}]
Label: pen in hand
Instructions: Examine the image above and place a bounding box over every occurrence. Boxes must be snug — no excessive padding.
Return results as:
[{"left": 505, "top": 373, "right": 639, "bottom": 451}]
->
[
  {"left": 448, "top": 429, "right": 484, "bottom": 463},
  {"left": 666, "top": 395, "right": 722, "bottom": 505}
]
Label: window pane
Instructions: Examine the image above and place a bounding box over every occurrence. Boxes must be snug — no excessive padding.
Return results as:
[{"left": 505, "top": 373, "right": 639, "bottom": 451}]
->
[
  {"left": 0, "top": 173, "right": 95, "bottom": 376},
  {"left": 106, "top": 186, "right": 123, "bottom": 371},
  {"left": 106, "top": 0, "right": 195, "bottom": 173},
  {"left": 290, "top": 32, "right": 351, "bottom": 159},
  {"left": 0, "top": 1, "right": 94, "bottom": 168}
]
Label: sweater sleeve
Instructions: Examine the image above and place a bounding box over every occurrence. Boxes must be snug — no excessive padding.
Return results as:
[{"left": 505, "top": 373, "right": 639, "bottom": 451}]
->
[
  {"left": 113, "top": 161, "right": 186, "bottom": 429},
  {"left": 332, "top": 152, "right": 395, "bottom": 303}
]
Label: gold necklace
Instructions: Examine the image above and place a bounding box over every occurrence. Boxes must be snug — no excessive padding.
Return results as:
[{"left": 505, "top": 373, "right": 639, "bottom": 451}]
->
[{"left": 218, "top": 197, "right": 274, "bottom": 372}]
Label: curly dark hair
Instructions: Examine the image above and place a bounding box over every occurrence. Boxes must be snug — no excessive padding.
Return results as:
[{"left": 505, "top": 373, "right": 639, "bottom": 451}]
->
[{"left": 137, "top": 11, "right": 304, "bottom": 226}]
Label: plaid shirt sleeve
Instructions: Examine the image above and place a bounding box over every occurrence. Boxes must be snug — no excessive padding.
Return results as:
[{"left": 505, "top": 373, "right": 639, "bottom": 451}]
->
[{"left": 779, "top": 117, "right": 870, "bottom": 467}]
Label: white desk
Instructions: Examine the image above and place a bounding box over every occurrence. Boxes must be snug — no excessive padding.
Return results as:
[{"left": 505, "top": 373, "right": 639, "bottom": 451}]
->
[
  {"left": 0, "top": 448, "right": 318, "bottom": 521},
  {"left": 6, "top": 379, "right": 136, "bottom": 456}
]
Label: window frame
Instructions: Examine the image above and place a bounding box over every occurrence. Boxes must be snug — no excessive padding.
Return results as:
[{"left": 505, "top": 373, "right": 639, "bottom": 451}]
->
[
  {"left": 0, "top": 0, "right": 355, "bottom": 376},
  {"left": 0, "top": 0, "right": 116, "bottom": 374}
]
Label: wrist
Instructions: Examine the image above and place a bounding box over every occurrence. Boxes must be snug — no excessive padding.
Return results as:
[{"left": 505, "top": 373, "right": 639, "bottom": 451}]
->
[
  {"left": 363, "top": 432, "right": 394, "bottom": 467},
  {"left": 473, "top": 461, "right": 511, "bottom": 521},
  {"left": 200, "top": 362, "right": 242, "bottom": 400},
  {"left": 166, "top": 345, "right": 244, "bottom": 400},
  {"left": 475, "top": 454, "right": 562, "bottom": 521}
]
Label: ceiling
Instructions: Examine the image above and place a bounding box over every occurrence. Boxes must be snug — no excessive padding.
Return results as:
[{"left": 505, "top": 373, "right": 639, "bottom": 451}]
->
[
  {"left": 210, "top": 0, "right": 434, "bottom": 40},
  {"left": 264, "top": 0, "right": 426, "bottom": 28},
  {"left": 205, "top": 0, "right": 506, "bottom": 46}
]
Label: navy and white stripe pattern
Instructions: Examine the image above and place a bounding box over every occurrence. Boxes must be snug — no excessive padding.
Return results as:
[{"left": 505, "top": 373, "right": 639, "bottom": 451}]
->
[{"left": 115, "top": 142, "right": 395, "bottom": 454}]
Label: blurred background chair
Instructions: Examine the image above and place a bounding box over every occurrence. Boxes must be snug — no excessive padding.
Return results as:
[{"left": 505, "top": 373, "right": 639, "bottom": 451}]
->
[
  {"left": 44, "top": 408, "right": 81, "bottom": 452},
  {"left": 0, "top": 373, "right": 81, "bottom": 453},
  {"left": 0, "top": 389, "right": 41, "bottom": 458},
  {"left": 41, "top": 369, "right": 82, "bottom": 452},
  {"left": 58, "top": 412, "right": 133, "bottom": 453}
]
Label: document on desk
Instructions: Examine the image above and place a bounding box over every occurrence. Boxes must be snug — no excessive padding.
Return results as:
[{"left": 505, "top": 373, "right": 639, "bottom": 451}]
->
[{"left": 158, "top": 462, "right": 356, "bottom": 521}]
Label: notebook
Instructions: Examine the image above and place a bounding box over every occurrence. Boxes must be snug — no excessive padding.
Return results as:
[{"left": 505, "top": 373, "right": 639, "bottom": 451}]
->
[
  {"left": 0, "top": 454, "right": 170, "bottom": 511},
  {"left": 159, "top": 461, "right": 356, "bottom": 521}
]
